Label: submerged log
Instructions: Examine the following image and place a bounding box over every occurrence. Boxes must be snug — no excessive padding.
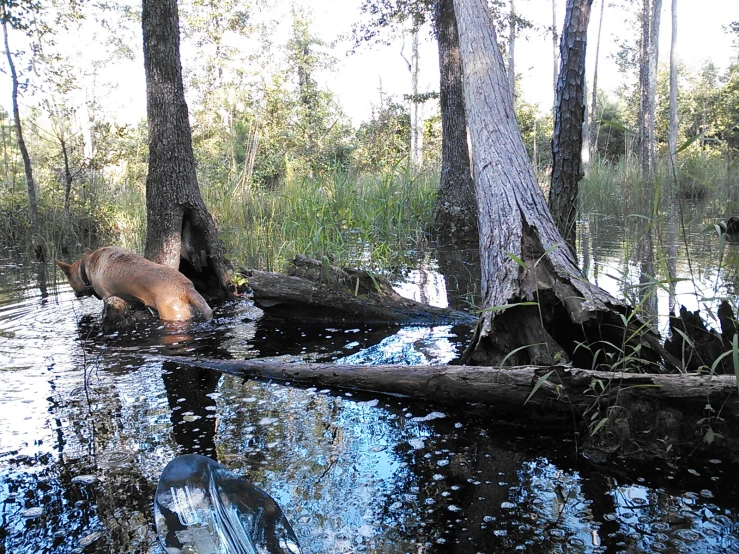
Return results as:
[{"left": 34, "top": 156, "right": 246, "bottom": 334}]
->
[
  {"left": 160, "top": 356, "right": 739, "bottom": 455},
  {"left": 242, "top": 255, "right": 477, "bottom": 326}
]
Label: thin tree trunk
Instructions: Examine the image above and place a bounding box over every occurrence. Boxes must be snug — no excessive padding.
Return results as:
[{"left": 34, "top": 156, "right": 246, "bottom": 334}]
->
[
  {"left": 410, "top": 28, "right": 423, "bottom": 167},
  {"left": 588, "top": 0, "right": 605, "bottom": 158},
  {"left": 507, "top": 0, "right": 516, "bottom": 102},
  {"left": 60, "top": 134, "right": 73, "bottom": 254},
  {"left": 648, "top": 0, "right": 662, "bottom": 170},
  {"left": 142, "top": 0, "right": 231, "bottom": 296},
  {"left": 552, "top": 0, "right": 559, "bottom": 109},
  {"left": 433, "top": 0, "right": 478, "bottom": 244},
  {"left": 3, "top": 16, "right": 42, "bottom": 259},
  {"left": 452, "top": 0, "right": 675, "bottom": 370},
  {"left": 668, "top": 0, "right": 678, "bottom": 164},
  {"left": 549, "top": 0, "right": 594, "bottom": 254}
]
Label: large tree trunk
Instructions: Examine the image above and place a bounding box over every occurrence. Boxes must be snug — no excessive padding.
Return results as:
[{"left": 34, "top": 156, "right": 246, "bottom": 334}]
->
[
  {"left": 432, "top": 0, "right": 478, "bottom": 244},
  {"left": 2, "top": 16, "right": 42, "bottom": 260},
  {"left": 452, "top": 0, "right": 675, "bottom": 370},
  {"left": 549, "top": 0, "right": 594, "bottom": 253},
  {"left": 141, "top": 0, "right": 231, "bottom": 296},
  {"left": 668, "top": 0, "right": 678, "bottom": 164},
  {"left": 507, "top": 0, "right": 516, "bottom": 102}
]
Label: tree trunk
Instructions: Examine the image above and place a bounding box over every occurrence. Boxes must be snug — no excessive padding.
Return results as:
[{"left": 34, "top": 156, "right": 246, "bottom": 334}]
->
[
  {"left": 639, "top": 0, "right": 661, "bottom": 178},
  {"left": 2, "top": 16, "right": 42, "bottom": 260},
  {"left": 432, "top": 0, "right": 478, "bottom": 244},
  {"left": 552, "top": 0, "right": 558, "bottom": 109},
  {"left": 452, "top": 0, "right": 675, "bottom": 371},
  {"left": 549, "top": 0, "right": 594, "bottom": 255},
  {"left": 668, "top": 0, "right": 678, "bottom": 164},
  {"left": 60, "top": 134, "right": 73, "bottom": 254},
  {"left": 410, "top": 28, "right": 423, "bottom": 167},
  {"left": 141, "top": 0, "right": 231, "bottom": 296},
  {"left": 588, "top": 0, "right": 605, "bottom": 158},
  {"left": 507, "top": 0, "right": 516, "bottom": 102}
]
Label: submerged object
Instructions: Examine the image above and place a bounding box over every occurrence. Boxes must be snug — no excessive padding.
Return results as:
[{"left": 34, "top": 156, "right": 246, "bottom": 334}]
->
[{"left": 154, "top": 454, "right": 302, "bottom": 554}]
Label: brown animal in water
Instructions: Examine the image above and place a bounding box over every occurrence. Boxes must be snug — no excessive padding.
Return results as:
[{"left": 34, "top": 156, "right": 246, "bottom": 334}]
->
[{"left": 56, "top": 247, "right": 213, "bottom": 321}]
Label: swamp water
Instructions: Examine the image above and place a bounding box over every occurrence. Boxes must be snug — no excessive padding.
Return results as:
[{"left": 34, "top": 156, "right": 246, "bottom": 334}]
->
[{"left": 2, "top": 210, "right": 739, "bottom": 553}]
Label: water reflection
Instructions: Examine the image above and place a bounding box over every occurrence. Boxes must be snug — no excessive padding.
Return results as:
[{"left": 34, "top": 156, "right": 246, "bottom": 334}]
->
[{"left": 1, "top": 246, "right": 739, "bottom": 553}]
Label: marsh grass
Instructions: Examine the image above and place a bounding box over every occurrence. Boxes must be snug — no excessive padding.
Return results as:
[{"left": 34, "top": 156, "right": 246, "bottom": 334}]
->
[{"left": 203, "top": 167, "right": 438, "bottom": 271}]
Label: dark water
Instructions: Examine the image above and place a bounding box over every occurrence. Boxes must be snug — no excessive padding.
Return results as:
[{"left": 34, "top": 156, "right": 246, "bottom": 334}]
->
[{"left": 1, "top": 227, "right": 739, "bottom": 553}]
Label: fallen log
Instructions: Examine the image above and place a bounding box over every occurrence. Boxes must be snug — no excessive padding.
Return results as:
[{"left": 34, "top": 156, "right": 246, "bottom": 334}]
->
[
  {"left": 159, "top": 356, "right": 739, "bottom": 456},
  {"left": 242, "top": 255, "right": 477, "bottom": 326},
  {"left": 158, "top": 356, "right": 737, "bottom": 414}
]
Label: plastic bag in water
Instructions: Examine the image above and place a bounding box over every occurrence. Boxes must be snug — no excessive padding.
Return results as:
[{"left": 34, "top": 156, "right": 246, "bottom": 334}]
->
[{"left": 154, "top": 454, "right": 302, "bottom": 554}]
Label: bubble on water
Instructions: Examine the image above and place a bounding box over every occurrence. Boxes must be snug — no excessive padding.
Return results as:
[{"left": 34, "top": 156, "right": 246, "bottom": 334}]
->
[
  {"left": 493, "top": 529, "right": 507, "bottom": 537},
  {"left": 699, "top": 489, "right": 714, "bottom": 498},
  {"left": 500, "top": 502, "right": 515, "bottom": 509},
  {"left": 652, "top": 522, "right": 669, "bottom": 531},
  {"left": 99, "top": 450, "right": 135, "bottom": 468},
  {"left": 79, "top": 531, "right": 102, "bottom": 547},
  {"left": 258, "top": 417, "right": 278, "bottom": 425},
  {"left": 21, "top": 507, "right": 44, "bottom": 518},
  {"left": 408, "top": 438, "right": 426, "bottom": 450},
  {"left": 483, "top": 515, "right": 496, "bottom": 523},
  {"left": 687, "top": 469, "right": 700, "bottom": 477},
  {"left": 437, "top": 459, "right": 450, "bottom": 467},
  {"left": 708, "top": 458, "right": 722, "bottom": 464},
  {"left": 411, "top": 412, "right": 446, "bottom": 422},
  {"left": 651, "top": 542, "right": 667, "bottom": 551},
  {"left": 568, "top": 537, "right": 586, "bottom": 546},
  {"left": 447, "top": 505, "right": 462, "bottom": 512},
  {"left": 359, "top": 399, "right": 379, "bottom": 407},
  {"left": 71, "top": 475, "right": 97, "bottom": 485},
  {"left": 183, "top": 414, "right": 200, "bottom": 422},
  {"left": 432, "top": 474, "right": 444, "bottom": 481},
  {"left": 389, "top": 502, "right": 403, "bottom": 511},
  {"left": 674, "top": 529, "right": 702, "bottom": 541}
]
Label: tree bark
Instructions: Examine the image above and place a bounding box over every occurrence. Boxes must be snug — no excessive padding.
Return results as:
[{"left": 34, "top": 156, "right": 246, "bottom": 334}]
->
[
  {"left": 2, "top": 15, "right": 42, "bottom": 260},
  {"left": 550, "top": 0, "right": 593, "bottom": 254},
  {"left": 409, "top": 28, "right": 423, "bottom": 167},
  {"left": 668, "top": 0, "right": 678, "bottom": 164},
  {"left": 552, "top": 0, "right": 558, "bottom": 109},
  {"left": 452, "top": 0, "right": 675, "bottom": 371},
  {"left": 639, "top": 0, "right": 661, "bottom": 178},
  {"left": 507, "top": 0, "right": 516, "bottom": 102},
  {"left": 245, "top": 254, "right": 476, "bottom": 326},
  {"left": 432, "top": 0, "right": 478, "bottom": 245},
  {"left": 165, "top": 355, "right": 739, "bottom": 455},
  {"left": 141, "top": 0, "right": 231, "bottom": 296}
]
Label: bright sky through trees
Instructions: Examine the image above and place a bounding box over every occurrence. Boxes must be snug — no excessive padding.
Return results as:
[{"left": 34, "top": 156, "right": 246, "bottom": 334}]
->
[{"left": 0, "top": 0, "right": 736, "bottom": 129}]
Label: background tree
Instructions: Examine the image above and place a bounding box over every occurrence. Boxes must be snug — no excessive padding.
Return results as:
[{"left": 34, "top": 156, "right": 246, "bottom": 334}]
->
[
  {"left": 639, "top": 0, "right": 662, "bottom": 177},
  {"left": 2, "top": 1, "right": 42, "bottom": 259},
  {"left": 668, "top": 0, "right": 678, "bottom": 164},
  {"left": 549, "top": 0, "right": 593, "bottom": 253},
  {"left": 141, "top": 0, "right": 230, "bottom": 295},
  {"left": 588, "top": 0, "right": 604, "bottom": 158},
  {"left": 453, "top": 0, "right": 669, "bottom": 368}
]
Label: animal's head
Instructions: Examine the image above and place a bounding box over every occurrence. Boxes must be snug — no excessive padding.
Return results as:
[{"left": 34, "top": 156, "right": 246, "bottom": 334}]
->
[{"left": 56, "top": 248, "right": 95, "bottom": 297}]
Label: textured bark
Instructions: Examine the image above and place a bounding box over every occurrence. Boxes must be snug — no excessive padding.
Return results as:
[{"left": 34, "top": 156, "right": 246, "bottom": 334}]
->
[
  {"left": 167, "top": 356, "right": 739, "bottom": 429},
  {"left": 552, "top": 0, "right": 558, "bottom": 106},
  {"left": 507, "top": 0, "right": 516, "bottom": 101},
  {"left": 639, "top": 0, "right": 661, "bottom": 178},
  {"left": 409, "top": 29, "right": 423, "bottom": 167},
  {"left": 549, "top": 0, "right": 593, "bottom": 254},
  {"left": 246, "top": 255, "right": 476, "bottom": 326},
  {"left": 142, "top": 0, "right": 231, "bottom": 296},
  {"left": 452, "top": 0, "right": 676, "bottom": 370},
  {"left": 2, "top": 16, "right": 42, "bottom": 260},
  {"left": 668, "top": 0, "right": 678, "bottom": 163},
  {"left": 433, "top": 0, "right": 478, "bottom": 245}
]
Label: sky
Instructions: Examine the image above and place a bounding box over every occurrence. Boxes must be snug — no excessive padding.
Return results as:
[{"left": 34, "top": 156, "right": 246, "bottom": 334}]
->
[{"left": 2, "top": 0, "right": 738, "bottom": 130}]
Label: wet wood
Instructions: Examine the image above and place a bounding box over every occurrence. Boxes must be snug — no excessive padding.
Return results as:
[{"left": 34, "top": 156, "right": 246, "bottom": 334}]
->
[
  {"left": 162, "top": 356, "right": 739, "bottom": 417},
  {"left": 243, "top": 255, "right": 477, "bottom": 326}
]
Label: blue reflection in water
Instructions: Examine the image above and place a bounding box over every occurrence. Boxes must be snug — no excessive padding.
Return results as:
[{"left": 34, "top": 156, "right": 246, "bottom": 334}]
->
[{"left": 0, "top": 254, "right": 738, "bottom": 553}]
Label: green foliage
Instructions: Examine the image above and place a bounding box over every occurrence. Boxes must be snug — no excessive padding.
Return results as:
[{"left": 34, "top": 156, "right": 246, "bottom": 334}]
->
[{"left": 354, "top": 99, "right": 410, "bottom": 173}]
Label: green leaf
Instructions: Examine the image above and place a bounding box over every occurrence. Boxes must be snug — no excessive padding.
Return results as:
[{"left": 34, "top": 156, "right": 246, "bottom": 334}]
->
[
  {"left": 598, "top": 118, "right": 636, "bottom": 135},
  {"left": 507, "top": 252, "right": 527, "bottom": 269},
  {"left": 733, "top": 335, "right": 739, "bottom": 394},
  {"left": 676, "top": 134, "right": 701, "bottom": 154},
  {"left": 591, "top": 417, "right": 609, "bottom": 436},
  {"left": 501, "top": 342, "right": 546, "bottom": 368},
  {"left": 524, "top": 369, "right": 555, "bottom": 405},
  {"left": 477, "top": 302, "right": 539, "bottom": 314}
]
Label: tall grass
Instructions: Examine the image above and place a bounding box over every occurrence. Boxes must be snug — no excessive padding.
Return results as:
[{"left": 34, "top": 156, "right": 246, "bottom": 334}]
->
[{"left": 203, "top": 167, "right": 438, "bottom": 271}]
